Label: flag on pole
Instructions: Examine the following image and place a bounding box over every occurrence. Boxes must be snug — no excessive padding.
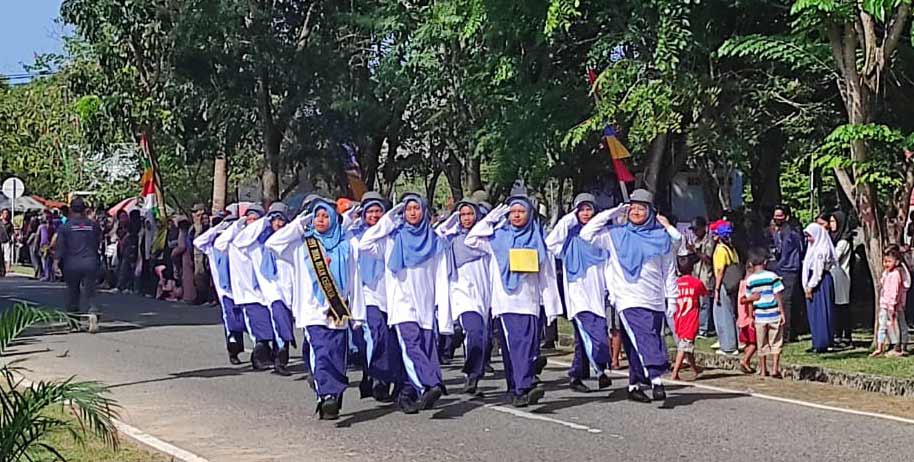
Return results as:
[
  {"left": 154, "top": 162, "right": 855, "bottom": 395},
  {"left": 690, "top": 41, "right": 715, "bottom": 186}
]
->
[
  {"left": 612, "top": 157, "right": 635, "bottom": 183},
  {"left": 603, "top": 125, "right": 631, "bottom": 160},
  {"left": 341, "top": 143, "right": 368, "bottom": 200},
  {"left": 139, "top": 133, "right": 159, "bottom": 218}
]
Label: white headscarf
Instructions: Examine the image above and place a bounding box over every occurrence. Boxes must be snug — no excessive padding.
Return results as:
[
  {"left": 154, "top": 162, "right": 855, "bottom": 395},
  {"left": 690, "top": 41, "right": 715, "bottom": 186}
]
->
[{"left": 802, "top": 222, "right": 837, "bottom": 287}]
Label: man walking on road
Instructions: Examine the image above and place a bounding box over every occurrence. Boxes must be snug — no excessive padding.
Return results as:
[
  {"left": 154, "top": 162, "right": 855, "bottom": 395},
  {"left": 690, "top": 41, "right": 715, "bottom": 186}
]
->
[{"left": 55, "top": 197, "right": 102, "bottom": 313}]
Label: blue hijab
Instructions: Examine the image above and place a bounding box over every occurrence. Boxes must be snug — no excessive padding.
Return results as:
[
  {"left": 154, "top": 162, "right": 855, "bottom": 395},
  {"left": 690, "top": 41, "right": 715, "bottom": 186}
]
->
[
  {"left": 354, "top": 199, "right": 386, "bottom": 287},
  {"left": 389, "top": 194, "right": 441, "bottom": 274},
  {"left": 258, "top": 212, "right": 287, "bottom": 280},
  {"left": 446, "top": 202, "right": 488, "bottom": 280},
  {"left": 608, "top": 205, "right": 671, "bottom": 283},
  {"left": 304, "top": 202, "right": 350, "bottom": 304},
  {"left": 561, "top": 201, "right": 607, "bottom": 282},
  {"left": 490, "top": 197, "right": 547, "bottom": 293}
]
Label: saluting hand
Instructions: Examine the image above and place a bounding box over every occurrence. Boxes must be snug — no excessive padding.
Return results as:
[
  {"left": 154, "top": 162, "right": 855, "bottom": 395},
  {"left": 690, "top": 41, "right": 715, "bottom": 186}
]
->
[{"left": 485, "top": 203, "right": 510, "bottom": 224}]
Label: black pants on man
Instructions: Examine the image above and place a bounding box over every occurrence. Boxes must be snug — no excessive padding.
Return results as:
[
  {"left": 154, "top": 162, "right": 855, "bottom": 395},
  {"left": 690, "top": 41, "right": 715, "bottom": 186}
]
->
[
  {"left": 780, "top": 271, "right": 805, "bottom": 341},
  {"left": 64, "top": 269, "right": 98, "bottom": 313}
]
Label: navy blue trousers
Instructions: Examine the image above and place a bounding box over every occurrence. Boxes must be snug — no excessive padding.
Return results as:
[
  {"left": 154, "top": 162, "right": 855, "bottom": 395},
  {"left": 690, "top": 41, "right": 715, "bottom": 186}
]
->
[
  {"left": 619, "top": 308, "right": 668, "bottom": 388},
  {"left": 568, "top": 312, "right": 610, "bottom": 380},
  {"left": 241, "top": 302, "right": 274, "bottom": 342},
  {"left": 497, "top": 313, "right": 540, "bottom": 396},
  {"left": 395, "top": 322, "right": 443, "bottom": 398},
  {"left": 304, "top": 326, "right": 349, "bottom": 398},
  {"left": 458, "top": 312, "right": 488, "bottom": 380}
]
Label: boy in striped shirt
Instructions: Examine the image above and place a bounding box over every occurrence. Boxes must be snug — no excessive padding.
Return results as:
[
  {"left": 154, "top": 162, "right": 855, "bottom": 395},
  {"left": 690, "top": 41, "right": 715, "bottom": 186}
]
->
[{"left": 744, "top": 248, "right": 786, "bottom": 378}]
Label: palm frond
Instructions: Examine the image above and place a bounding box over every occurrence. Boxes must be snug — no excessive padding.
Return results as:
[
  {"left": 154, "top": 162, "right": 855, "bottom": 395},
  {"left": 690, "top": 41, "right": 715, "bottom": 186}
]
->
[{"left": 0, "top": 303, "right": 75, "bottom": 355}]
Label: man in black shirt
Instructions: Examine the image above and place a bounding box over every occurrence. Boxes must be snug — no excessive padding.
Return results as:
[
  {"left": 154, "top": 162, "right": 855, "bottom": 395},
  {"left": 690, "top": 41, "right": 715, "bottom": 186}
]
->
[{"left": 55, "top": 197, "right": 102, "bottom": 313}]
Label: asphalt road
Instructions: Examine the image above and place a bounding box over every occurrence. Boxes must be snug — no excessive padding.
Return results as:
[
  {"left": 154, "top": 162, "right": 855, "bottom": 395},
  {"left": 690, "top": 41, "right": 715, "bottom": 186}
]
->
[{"left": 1, "top": 275, "right": 908, "bottom": 462}]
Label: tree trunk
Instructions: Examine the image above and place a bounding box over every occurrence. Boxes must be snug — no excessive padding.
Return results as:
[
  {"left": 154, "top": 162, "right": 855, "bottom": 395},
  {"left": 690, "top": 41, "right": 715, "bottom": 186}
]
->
[
  {"left": 361, "top": 135, "right": 385, "bottom": 191},
  {"left": 425, "top": 169, "right": 442, "bottom": 205},
  {"left": 443, "top": 153, "right": 464, "bottom": 202},
  {"left": 258, "top": 74, "right": 281, "bottom": 205},
  {"left": 212, "top": 156, "right": 227, "bottom": 212},
  {"left": 642, "top": 132, "right": 669, "bottom": 198},
  {"left": 467, "top": 156, "right": 483, "bottom": 193}
]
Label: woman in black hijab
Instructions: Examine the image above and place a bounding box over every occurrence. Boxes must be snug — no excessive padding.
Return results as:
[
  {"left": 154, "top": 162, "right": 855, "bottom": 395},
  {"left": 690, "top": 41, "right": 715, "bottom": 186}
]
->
[{"left": 829, "top": 211, "right": 853, "bottom": 346}]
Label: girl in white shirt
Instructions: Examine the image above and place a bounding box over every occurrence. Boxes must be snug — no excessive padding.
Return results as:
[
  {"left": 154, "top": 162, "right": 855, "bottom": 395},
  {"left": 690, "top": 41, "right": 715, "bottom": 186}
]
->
[
  {"left": 465, "top": 193, "right": 562, "bottom": 408},
  {"left": 437, "top": 198, "right": 491, "bottom": 395},
  {"left": 545, "top": 193, "right": 612, "bottom": 393},
  {"left": 265, "top": 200, "right": 360, "bottom": 420},
  {"left": 358, "top": 193, "right": 452, "bottom": 414}
]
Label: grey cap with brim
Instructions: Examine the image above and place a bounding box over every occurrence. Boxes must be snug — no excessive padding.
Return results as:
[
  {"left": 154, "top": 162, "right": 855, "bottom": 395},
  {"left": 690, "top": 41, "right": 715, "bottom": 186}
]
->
[
  {"left": 628, "top": 188, "right": 654, "bottom": 206},
  {"left": 573, "top": 193, "right": 597, "bottom": 209}
]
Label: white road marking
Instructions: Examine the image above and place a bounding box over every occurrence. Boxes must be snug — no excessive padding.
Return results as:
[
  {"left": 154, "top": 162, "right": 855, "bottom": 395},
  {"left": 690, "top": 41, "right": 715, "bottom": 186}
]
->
[
  {"left": 549, "top": 359, "right": 914, "bottom": 426},
  {"left": 484, "top": 404, "right": 609, "bottom": 435},
  {"left": 114, "top": 420, "right": 211, "bottom": 462},
  {"left": 15, "top": 375, "right": 210, "bottom": 462}
]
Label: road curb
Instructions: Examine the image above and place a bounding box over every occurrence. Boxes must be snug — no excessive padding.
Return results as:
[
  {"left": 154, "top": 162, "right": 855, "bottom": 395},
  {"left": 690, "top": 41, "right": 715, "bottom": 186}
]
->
[
  {"left": 13, "top": 374, "right": 210, "bottom": 462},
  {"left": 556, "top": 332, "right": 914, "bottom": 398}
]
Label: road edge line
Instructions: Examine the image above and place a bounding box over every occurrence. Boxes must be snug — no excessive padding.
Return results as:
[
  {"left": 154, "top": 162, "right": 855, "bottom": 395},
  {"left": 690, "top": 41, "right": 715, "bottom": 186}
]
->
[
  {"left": 549, "top": 359, "right": 914, "bottom": 425},
  {"left": 15, "top": 375, "right": 210, "bottom": 462}
]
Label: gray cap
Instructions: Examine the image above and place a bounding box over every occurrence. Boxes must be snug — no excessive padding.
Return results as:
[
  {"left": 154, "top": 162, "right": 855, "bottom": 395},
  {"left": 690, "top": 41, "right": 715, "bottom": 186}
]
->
[
  {"left": 225, "top": 203, "right": 239, "bottom": 219},
  {"left": 268, "top": 202, "right": 288, "bottom": 215},
  {"left": 246, "top": 203, "right": 265, "bottom": 217},
  {"left": 573, "top": 193, "right": 596, "bottom": 209},
  {"left": 628, "top": 189, "right": 654, "bottom": 206},
  {"left": 361, "top": 191, "right": 385, "bottom": 203},
  {"left": 471, "top": 190, "right": 489, "bottom": 203}
]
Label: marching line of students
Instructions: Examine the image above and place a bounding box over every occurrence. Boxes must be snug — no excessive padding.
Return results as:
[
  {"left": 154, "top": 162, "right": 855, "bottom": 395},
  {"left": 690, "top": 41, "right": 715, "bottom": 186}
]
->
[{"left": 193, "top": 187, "right": 683, "bottom": 420}]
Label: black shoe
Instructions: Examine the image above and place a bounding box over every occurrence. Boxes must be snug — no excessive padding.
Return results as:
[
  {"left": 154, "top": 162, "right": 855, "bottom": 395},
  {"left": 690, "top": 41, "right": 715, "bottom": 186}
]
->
[
  {"left": 512, "top": 394, "right": 529, "bottom": 408},
  {"left": 359, "top": 376, "right": 374, "bottom": 399},
  {"left": 419, "top": 386, "right": 443, "bottom": 410},
  {"left": 319, "top": 396, "right": 340, "bottom": 420},
  {"left": 533, "top": 356, "right": 548, "bottom": 375},
  {"left": 527, "top": 386, "right": 545, "bottom": 405},
  {"left": 541, "top": 342, "right": 556, "bottom": 351},
  {"left": 485, "top": 365, "right": 496, "bottom": 374},
  {"left": 598, "top": 373, "right": 612, "bottom": 390},
  {"left": 372, "top": 382, "right": 393, "bottom": 402},
  {"left": 228, "top": 354, "right": 242, "bottom": 366},
  {"left": 273, "top": 363, "right": 292, "bottom": 377},
  {"left": 398, "top": 394, "right": 420, "bottom": 414},
  {"left": 628, "top": 388, "right": 652, "bottom": 403},
  {"left": 273, "top": 345, "right": 292, "bottom": 376},
  {"left": 462, "top": 378, "right": 479, "bottom": 395},
  {"left": 651, "top": 384, "right": 666, "bottom": 401},
  {"left": 251, "top": 342, "right": 273, "bottom": 371},
  {"left": 569, "top": 379, "right": 591, "bottom": 393}
]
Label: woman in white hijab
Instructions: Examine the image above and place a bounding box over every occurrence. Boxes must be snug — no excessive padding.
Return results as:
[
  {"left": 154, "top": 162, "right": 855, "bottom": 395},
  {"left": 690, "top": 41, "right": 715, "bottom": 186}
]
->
[{"left": 802, "top": 223, "right": 837, "bottom": 353}]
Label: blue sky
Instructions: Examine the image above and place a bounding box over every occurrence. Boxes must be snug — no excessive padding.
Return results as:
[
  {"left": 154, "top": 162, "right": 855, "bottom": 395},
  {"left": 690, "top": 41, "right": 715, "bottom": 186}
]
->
[{"left": 0, "top": 1, "right": 67, "bottom": 77}]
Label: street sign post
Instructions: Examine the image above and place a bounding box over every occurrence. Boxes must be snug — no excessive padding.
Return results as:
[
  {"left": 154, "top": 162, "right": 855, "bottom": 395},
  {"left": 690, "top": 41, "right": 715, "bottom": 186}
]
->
[{"left": 2, "top": 177, "right": 25, "bottom": 241}]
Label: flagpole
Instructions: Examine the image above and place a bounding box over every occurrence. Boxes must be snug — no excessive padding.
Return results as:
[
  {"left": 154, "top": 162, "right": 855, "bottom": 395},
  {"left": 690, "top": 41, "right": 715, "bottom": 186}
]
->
[{"left": 588, "top": 70, "right": 630, "bottom": 202}]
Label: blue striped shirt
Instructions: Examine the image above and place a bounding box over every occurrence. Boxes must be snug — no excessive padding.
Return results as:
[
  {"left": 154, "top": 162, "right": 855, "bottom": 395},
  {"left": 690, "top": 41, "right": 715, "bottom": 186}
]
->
[{"left": 746, "top": 270, "right": 785, "bottom": 324}]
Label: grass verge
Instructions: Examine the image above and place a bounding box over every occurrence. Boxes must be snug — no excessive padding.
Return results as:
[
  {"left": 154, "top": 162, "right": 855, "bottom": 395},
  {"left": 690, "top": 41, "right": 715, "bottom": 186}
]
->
[{"left": 28, "top": 407, "right": 173, "bottom": 462}]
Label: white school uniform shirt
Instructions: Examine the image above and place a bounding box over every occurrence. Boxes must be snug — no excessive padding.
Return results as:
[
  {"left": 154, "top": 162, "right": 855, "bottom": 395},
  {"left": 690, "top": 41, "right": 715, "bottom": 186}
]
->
[
  {"left": 233, "top": 216, "right": 293, "bottom": 306},
  {"left": 265, "top": 214, "right": 363, "bottom": 330},
  {"left": 353, "top": 226, "right": 388, "bottom": 313},
  {"left": 464, "top": 212, "right": 563, "bottom": 322},
  {"left": 435, "top": 218, "right": 492, "bottom": 321},
  {"left": 358, "top": 210, "right": 453, "bottom": 334},
  {"left": 213, "top": 219, "right": 264, "bottom": 306},
  {"left": 545, "top": 211, "right": 607, "bottom": 320},
  {"left": 193, "top": 221, "right": 232, "bottom": 300},
  {"left": 580, "top": 205, "right": 678, "bottom": 314}
]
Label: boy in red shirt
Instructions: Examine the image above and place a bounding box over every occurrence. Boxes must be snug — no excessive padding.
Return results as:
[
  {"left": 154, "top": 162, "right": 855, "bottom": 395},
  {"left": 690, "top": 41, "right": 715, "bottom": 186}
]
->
[{"left": 673, "top": 256, "right": 708, "bottom": 380}]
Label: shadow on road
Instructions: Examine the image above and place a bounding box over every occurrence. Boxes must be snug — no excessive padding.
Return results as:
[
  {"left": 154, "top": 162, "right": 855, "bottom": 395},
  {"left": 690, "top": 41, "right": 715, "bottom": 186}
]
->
[{"left": 0, "top": 277, "right": 222, "bottom": 337}]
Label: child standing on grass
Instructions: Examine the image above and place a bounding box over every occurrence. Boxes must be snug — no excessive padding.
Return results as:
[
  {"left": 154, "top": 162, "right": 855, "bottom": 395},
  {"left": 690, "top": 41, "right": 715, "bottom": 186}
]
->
[
  {"left": 874, "top": 247, "right": 911, "bottom": 357},
  {"left": 737, "top": 263, "right": 758, "bottom": 374},
  {"left": 672, "top": 256, "right": 707, "bottom": 380},
  {"left": 744, "top": 248, "right": 786, "bottom": 377}
]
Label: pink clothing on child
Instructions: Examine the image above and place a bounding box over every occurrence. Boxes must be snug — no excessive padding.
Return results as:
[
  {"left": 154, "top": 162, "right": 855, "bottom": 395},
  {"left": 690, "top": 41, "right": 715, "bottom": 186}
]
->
[
  {"left": 880, "top": 267, "right": 911, "bottom": 313},
  {"left": 737, "top": 279, "right": 754, "bottom": 328}
]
